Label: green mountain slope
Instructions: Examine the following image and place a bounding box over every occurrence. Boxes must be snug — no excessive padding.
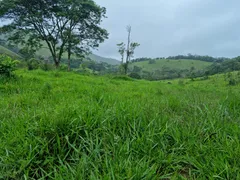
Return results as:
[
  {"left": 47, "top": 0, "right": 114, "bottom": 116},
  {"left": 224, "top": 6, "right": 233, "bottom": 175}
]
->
[
  {"left": 89, "top": 54, "right": 120, "bottom": 65},
  {"left": 1, "top": 34, "right": 120, "bottom": 65},
  {"left": 0, "top": 45, "right": 22, "bottom": 58},
  {"left": 36, "top": 46, "right": 120, "bottom": 65},
  {"left": 131, "top": 59, "right": 212, "bottom": 72},
  {"left": 0, "top": 42, "right": 119, "bottom": 65}
]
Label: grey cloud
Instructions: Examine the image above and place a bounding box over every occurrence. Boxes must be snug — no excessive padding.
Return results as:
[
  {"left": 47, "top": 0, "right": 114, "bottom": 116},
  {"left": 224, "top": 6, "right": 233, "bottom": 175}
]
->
[{"left": 94, "top": 0, "right": 240, "bottom": 60}]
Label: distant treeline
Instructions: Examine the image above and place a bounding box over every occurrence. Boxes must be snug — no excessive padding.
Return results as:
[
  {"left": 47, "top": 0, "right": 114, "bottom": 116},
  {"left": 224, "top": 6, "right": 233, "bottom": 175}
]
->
[
  {"left": 132, "top": 54, "right": 230, "bottom": 63},
  {"left": 131, "top": 57, "right": 165, "bottom": 63},
  {"left": 206, "top": 56, "right": 240, "bottom": 75},
  {"left": 166, "top": 54, "right": 230, "bottom": 63}
]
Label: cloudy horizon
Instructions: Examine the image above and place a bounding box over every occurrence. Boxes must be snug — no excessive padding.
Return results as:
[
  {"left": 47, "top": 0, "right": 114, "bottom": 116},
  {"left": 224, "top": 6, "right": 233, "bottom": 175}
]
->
[{"left": 93, "top": 0, "right": 240, "bottom": 60}]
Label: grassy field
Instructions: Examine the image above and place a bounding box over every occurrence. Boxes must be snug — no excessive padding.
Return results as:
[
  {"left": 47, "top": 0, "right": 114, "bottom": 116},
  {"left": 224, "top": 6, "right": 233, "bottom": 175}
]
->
[
  {"left": 1, "top": 70, "right": 240, "bottom": 179},
  {"left": 0, "top": 45, "right": 22, "bottom": 58},
  {"left": 131, "top": 59, "right": 212, "bottom": 72}
]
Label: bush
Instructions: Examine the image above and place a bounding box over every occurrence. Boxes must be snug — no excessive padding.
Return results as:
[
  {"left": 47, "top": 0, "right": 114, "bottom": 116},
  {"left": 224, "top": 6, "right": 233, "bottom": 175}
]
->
[
  {"left": 112, "top": 75, "right": 133, "bottom": 81},
  {"left": 59, "top": 64, "right": 68, "bottom": 71},
  {"left": 129, "top": 72, "right": 141, "bottom": 79},
  {"left": 178, "top": 79, "right": 185, "bottom": 85},
  {"left": 229, "top": 78, "right": 238, "bottom": 86},
  {"left": 26, "top": 58, "right": 55, "bottom": 71},
  {"left": 26, "top": 58, "right": 41, "bottom": 70},
  {"left": 40, "top": 62, "right": 54, "bottom": 71},
  {"left": 225, "top": 72, "right": 239, "bottom": 86},
  {"left": 148, "top": 59, "right": 156, "bottom": 64},
  {"left": 0, "top": 55, "right": 19, "bottom": 77}
]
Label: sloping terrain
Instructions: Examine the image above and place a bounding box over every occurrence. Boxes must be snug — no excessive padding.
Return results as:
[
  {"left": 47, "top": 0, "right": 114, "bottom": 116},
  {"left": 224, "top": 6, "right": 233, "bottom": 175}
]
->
[
  {"left": 89, "top": 54, "right": 120, "bottom": 65},
  {"left": 36, "top": 45, "right": 119, "bottom": 65},
  {"left": 131, "top": 59, "right": 212, "bottom": 72},
  {"left": 1, "top": 70, "right": 240, "bottom": 179},
  {"left": 0, "top": 45, "right": 22, "bottom": 58},
  {"left": 0, "top": 44, "right": 119, "bottom": 65}
]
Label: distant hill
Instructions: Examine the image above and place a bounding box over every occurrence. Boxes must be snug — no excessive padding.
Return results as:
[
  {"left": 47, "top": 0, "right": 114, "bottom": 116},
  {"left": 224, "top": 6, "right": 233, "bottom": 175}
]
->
[
  {"left": 89, "top": 54, "right": 120, "bottom": 65},
  {"left": 0, "top": 44, "right": 120, "bottom": 65},
  {"left": 0, "top": 45, "right": 22, "bottom": 58},
  {"left": 130, "top": 59, "right": 212, "bottom": 72},
  {"left": 35, "top": 46, "right": 119, "bottom": 65},
  {"left": 128, "top": 58, "right": 213, "bottom": 80}
]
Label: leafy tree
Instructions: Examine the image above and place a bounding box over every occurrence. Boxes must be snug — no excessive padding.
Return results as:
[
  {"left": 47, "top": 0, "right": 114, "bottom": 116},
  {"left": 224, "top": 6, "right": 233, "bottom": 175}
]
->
[
  {"left": 0, "top": 0, "right": 108, "bottom": 68},
  {"left": 61, "top": 0, "right": 108, "bottom": 71},
  {"left": 117, "top": 26, "right": 140, "bottom": 74}
]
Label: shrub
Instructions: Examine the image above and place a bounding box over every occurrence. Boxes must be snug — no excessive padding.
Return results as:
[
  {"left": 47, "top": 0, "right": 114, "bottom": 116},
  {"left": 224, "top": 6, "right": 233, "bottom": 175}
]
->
[
  {"left": 178, "top": 79, "right": 185, "bottom": 85},
  {"left": 26, "top": 58, "right": 41, "bottom": 70},
  {"left": 148, "top": 59, "right": 156, "bottom": 64},
  {"left": 112, "top": 75, "right": 133, "bottom": 81},
  {"left": 40, "top": 62, "right": 54, "bottom": 71},
  {"left": 129, "top": 72, "right": 141, "bottom": 79},
  {"left": 59, "top": 64, "right": 68, "bottom": 71},
  {"left": 225, "top": 72, "right": 239, "bottom": 86},
  {"left": 229, "top": 78, "right": 238, "bottom": 86},
  {"left": 0, "top": 55, "right": 19, "bottom": 77}
]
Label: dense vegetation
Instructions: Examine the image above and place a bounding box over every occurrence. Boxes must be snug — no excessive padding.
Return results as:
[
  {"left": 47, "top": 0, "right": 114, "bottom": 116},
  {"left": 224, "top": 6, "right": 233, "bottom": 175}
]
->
[
  {"left": 206, "top": 56, "right": 240, "bottom": 75},
  {"left": 1, "top": 68, "right": 240, "bottom": 179}
]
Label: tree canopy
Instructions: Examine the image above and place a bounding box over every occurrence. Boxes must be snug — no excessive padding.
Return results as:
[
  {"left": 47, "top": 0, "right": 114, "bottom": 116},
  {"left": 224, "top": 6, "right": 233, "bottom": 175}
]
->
[{"left": 0, "top": 0, "right": 108, "bottom": 68}]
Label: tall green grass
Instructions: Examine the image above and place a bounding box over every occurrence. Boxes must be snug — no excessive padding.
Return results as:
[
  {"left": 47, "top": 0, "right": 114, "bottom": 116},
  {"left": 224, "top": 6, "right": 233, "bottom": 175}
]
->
[{"left": 0, "top": 70, "right": 240, "bottom": 179}]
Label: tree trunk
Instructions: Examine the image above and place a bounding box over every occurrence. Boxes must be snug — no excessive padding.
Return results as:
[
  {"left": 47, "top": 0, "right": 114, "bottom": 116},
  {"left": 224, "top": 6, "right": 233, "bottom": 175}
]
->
[
  {"left": 124, "top": 63, "right": 128, "bottom": 75},
  {"left": 125, "top": 26, "right": 131, "bottom": 75},
  {"left": 52, "top": 55, "right": 59, "bottom": 69},
  {"left": 55, "top": 61, "right": 60, "bottom": 69},
  {"left": 68, "top": 48, "right": 71, "bottom": 71}
]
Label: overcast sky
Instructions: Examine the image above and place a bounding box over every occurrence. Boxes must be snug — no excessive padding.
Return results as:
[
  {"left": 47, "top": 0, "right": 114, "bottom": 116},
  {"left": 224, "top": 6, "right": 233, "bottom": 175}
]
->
[{"left": 93, "top": 0, "right": 240, "bottom": 60}]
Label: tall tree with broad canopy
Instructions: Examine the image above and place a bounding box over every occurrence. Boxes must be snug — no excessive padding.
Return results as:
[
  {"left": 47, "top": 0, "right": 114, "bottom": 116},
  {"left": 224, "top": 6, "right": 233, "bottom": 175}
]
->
[{"left": 0, "top": 0, "right": 108, "bottom": 69}]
